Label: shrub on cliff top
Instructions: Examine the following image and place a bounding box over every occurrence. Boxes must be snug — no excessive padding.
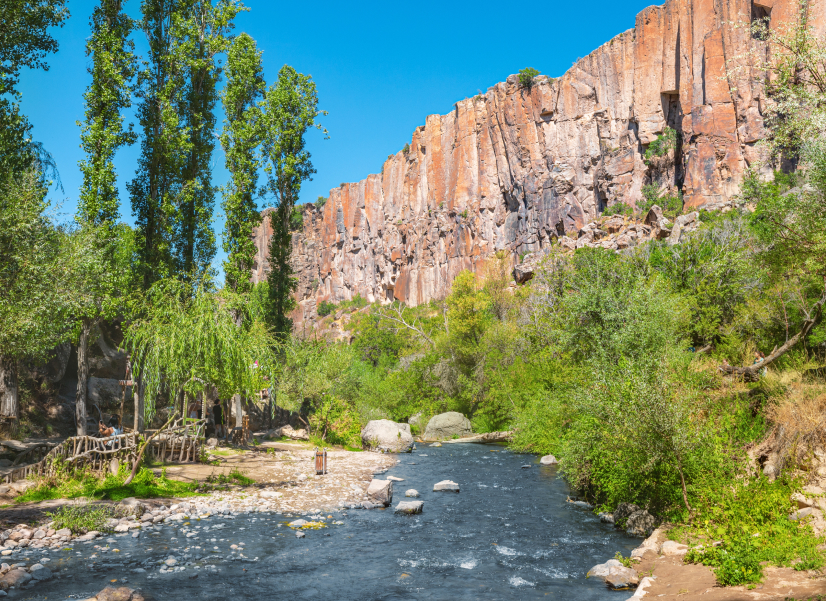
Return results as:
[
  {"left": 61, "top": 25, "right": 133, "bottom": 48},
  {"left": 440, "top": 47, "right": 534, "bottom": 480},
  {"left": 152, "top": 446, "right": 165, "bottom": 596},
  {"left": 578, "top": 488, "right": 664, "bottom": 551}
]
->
[
  {"left": 518, "top": 68, "right": 540, "bottom": 89},
  {"left": 644, "top": 127, "right": 678, "bottom": 164}
]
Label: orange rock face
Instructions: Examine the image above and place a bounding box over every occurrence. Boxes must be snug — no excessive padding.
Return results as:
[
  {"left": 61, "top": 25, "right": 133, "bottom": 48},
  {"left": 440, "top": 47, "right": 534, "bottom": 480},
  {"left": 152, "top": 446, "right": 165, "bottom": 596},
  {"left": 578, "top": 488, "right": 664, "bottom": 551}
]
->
[{"left": 251, "top": 0, "right": 810, "bottom": 320}]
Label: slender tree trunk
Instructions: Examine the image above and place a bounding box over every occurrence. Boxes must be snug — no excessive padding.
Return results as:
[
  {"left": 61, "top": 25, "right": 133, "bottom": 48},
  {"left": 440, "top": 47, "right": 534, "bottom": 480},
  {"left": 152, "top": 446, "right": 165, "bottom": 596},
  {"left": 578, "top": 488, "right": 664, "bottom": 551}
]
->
[
  {"left": 0, "top": 355, "right": 19, "bottom": 428},
  {"left": 76, "top": 318, "right": 93, "bottom": 436},
  {"left": 233, "top": 394, "right": 243, "bottom": 429},
  {"left": 133, "top": 377, "right": 144, "bottom": 433}
]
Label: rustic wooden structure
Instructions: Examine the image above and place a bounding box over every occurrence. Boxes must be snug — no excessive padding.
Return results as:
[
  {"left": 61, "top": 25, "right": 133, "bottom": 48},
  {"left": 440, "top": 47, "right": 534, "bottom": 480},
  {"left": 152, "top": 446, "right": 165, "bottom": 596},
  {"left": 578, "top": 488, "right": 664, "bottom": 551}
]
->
[
  {"left": 2, "top": 434, "right": 138, "bottom": 484},
  {"left": 147, "top": 417, "right": 205, "bottom": 463}
]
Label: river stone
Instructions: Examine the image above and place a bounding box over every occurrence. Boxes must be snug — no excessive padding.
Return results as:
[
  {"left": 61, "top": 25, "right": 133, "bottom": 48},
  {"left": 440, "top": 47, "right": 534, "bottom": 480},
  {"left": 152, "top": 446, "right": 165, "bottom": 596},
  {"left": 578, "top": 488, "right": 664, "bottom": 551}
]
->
[
  {"left": 405, "top": 489, "right": 419, "bottom": 498},
  {"left": 605, "top": 565, "right": 640, "bottom": 589},
  {"left": 366, "top": 479, "right": 393, "bottom": 506},
  {"left": 433, "top": 480, "right": 460, "bottom": 493},
  {"left": 395, "top": 501, "right": 424, "bottom": 514},
  {"left": 288, "top": 519, "right": 308, "bottom": 528},
  {"left": 360, "top": 420, "right": 414, "bottom": 453},
  {"left": 94, "top": 586, "right": 145, "bottom": 601},
  {"left": 540, "top": 455, "right": 558, "bottom": 465},
  {"left": 423, "top": 412, "right": 472, "bottom": 441},
  {"left": 613, "top": 503, "right": 640, "bottom": 524},
  {"left": 29, "top": 564, "right": 51, "bottom": 581},
  {"left": 387, "top": 476, "right": 404, "bottom": 482},
  {"left": 2, "top": 569, "right": 30, "bottom": 587},
  {"left": 626, "top": 510, "right": 657, "bottom": 537},
  {"left": 295, "top": 531, "right": 305, "bottom": 538},
  {"left": 586, "top": 558, "right": 622, "bottom": 578}
]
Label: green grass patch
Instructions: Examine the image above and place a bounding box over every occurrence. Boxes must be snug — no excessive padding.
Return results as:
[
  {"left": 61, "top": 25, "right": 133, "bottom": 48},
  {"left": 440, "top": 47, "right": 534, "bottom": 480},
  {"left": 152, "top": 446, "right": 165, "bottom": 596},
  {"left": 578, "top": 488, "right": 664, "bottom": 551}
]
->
[
  {"left": 16, "top": 466, "right": 200, "bottom": 503},
  {"left": 204, "top": 468, "right": 254, "bottom": 487}
]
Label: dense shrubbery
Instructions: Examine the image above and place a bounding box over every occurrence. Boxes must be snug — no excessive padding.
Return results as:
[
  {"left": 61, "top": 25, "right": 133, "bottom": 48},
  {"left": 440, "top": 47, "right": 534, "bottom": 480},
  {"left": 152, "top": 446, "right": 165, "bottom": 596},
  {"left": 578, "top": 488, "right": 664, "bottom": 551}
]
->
[{"left": 518, "top": 68, "right": 540, "bottom": 89}]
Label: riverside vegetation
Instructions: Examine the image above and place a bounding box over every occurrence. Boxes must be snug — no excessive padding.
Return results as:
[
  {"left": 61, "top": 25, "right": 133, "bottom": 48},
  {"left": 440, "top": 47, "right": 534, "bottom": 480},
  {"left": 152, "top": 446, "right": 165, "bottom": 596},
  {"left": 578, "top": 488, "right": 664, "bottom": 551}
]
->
[{"left": 2, "top": 0, "right": 826, "bottom": 592}]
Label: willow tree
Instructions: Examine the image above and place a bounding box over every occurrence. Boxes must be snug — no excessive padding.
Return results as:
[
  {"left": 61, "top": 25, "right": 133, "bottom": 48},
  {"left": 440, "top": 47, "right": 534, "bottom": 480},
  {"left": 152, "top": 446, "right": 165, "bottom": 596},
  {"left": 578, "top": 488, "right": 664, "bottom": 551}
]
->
[
  {"left": 125, "top": 280, "right": 273, "bottom": 427},
  {"left": 220, "top": 32, "right": 265, "bottom": 294},
  {"left": 261, "top": 65, "right": 326, "bottom": 337}
]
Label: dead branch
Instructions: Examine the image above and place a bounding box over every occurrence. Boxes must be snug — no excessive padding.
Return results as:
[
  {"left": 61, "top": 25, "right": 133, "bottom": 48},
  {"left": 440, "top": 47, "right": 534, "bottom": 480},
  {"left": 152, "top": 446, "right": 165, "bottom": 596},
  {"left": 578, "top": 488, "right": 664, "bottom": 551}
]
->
[
  {"left": 720, "top": 282, "right": 826, "bottom": 382},
  {"left": 376, "top": 303, "right": 435, "bottom": 347},
  {"left": 123, "top": 412, "right": 178, "bottom": 486}
]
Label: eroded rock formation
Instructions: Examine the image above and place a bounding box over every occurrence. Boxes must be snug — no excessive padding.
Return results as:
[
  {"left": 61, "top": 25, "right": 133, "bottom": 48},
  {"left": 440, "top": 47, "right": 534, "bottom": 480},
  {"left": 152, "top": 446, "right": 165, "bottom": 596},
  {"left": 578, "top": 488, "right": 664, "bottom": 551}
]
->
[{"left": 251, "top": 0, "right": 821, "bottom": 321}]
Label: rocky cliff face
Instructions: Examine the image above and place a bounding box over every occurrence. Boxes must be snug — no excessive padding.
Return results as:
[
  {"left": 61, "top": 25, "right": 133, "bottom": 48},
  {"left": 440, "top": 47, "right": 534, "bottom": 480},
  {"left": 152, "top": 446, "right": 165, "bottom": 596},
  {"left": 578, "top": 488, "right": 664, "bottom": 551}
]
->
[{"left": 252, "top": 0, "right": 822, "bottom": 322}]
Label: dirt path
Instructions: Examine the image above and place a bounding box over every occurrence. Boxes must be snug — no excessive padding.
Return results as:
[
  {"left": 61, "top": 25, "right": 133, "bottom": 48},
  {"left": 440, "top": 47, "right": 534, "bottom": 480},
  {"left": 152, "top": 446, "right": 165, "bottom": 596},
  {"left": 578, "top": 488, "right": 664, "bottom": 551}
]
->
[{"left": 632, "top": 532, "right": 826, "bottom": 600}]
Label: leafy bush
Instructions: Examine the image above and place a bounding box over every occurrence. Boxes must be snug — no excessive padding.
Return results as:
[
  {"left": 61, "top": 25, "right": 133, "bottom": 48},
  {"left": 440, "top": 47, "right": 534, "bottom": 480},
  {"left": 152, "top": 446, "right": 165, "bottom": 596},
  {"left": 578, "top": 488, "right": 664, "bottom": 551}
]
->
[
  {"left": 638, "top": 184, "right": 683, "bottom": 218},
  {"left": 644, "top": 127, "right": 678, "bottom": 164},
  {"left": 290, "top": 205, "right": 303, "bottom": 231},
  {"left": 602, "top": 202, "right": 633, "bottom": 217},
  {"left": 315, "top": 196, "right": 327, "bottom": 209},
  {"left": 683, "top": 477, "right": 825, "bottom": 585},
  {"left": 402, "top": 143, "right": 410, "bottom": 154},
  {"left": 518, "top": 68, "right": 540, "bottom": 89},
  {"left": 46, "top": 503, "right": 121, "bottom": 534},
  {"left": 317, "top": 300, "right": 336, "bottom": 316}
]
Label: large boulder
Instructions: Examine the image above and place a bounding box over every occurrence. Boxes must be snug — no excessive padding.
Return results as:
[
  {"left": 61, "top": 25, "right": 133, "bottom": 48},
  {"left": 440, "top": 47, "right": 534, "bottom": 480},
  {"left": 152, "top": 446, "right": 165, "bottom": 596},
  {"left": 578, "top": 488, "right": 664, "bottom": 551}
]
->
[
  {"left": 361, "top": 419, "right": 413, "bottom": 453},
  {"left": 366, "top": 479, "right": 393, "bottom": 506},
  {"left": 423, "top": 412, "right": 472, "bottom": 441}
]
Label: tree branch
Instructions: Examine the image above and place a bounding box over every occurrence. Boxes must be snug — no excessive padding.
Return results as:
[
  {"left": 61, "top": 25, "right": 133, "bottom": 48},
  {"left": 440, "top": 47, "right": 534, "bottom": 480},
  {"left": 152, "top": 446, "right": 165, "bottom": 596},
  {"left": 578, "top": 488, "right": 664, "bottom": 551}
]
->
[{"left": 720, "top": 281, "right": 826, "bottom": 381}]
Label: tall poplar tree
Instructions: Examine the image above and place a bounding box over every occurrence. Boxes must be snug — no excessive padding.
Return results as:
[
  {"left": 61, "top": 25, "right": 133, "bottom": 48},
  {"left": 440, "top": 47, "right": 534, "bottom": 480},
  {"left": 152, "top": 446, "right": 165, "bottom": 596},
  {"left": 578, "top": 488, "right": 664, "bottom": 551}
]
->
[
  {"left": 220, "top": 32, "right": 264, "bottom": 294},
  {"left": 261, "top": 66, "right": 325, "bottom": 337},
  {"left": 130, "top": 0, "right": 243, "bottom": 288},
  {"left": 74, "top": 0, "right": 137, "bottom": 435}
]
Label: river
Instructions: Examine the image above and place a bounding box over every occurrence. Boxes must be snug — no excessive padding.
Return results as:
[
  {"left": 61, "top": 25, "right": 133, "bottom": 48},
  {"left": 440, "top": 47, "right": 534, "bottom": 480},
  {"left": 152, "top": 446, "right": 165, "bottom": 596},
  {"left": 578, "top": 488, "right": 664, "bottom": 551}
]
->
[{"left": 30, "top": 444, "right": 637, "bottom": 600}]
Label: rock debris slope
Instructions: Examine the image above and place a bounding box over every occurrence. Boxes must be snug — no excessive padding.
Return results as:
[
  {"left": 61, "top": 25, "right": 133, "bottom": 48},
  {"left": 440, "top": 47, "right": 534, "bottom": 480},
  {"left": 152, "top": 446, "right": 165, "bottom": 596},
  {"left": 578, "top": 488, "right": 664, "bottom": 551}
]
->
[{"left": 252, "top": 0, "right": 821, "bottom": 319}]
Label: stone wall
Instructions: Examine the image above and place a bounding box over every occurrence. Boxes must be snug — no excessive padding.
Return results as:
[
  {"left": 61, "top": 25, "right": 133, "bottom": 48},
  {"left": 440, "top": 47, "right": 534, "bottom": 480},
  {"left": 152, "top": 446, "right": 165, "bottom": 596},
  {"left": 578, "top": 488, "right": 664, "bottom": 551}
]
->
[{"left": 251, "top": 0, "right": 822, "bottom": 322}]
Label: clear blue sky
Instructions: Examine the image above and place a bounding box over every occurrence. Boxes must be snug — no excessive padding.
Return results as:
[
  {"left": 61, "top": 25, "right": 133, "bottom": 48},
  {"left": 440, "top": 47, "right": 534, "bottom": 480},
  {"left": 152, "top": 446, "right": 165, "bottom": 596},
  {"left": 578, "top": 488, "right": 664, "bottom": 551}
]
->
[{"left": 18, "top": 0, "right": 654, "bottom": 280}]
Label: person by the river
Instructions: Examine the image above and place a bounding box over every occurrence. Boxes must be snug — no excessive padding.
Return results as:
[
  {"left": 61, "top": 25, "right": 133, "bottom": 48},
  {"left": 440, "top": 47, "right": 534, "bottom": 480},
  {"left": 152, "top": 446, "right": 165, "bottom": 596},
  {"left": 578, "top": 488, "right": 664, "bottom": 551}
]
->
[
  {"left": 212, "top": 399, "right": 225, "bottom": 439},
  {"left": 188, "top": 399, "right": 202, "bottom": 420}
]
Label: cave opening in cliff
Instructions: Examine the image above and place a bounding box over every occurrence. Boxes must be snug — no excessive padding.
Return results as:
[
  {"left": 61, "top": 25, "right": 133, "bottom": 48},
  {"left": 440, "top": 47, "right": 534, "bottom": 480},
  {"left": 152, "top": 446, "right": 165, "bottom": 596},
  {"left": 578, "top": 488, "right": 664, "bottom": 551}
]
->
[
  {"left": 661, "top": 92, "right": 685, "bottom": 190},
  {"left": 751, "top": 1, "right": 772, "bottom": 37}
]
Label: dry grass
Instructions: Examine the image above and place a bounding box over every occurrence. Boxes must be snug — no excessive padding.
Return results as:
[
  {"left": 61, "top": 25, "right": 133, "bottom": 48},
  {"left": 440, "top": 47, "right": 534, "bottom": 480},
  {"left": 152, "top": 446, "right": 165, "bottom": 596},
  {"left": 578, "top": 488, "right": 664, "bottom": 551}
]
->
[{"left": 764, "top": 381, "right": 826, "bottom": 470}]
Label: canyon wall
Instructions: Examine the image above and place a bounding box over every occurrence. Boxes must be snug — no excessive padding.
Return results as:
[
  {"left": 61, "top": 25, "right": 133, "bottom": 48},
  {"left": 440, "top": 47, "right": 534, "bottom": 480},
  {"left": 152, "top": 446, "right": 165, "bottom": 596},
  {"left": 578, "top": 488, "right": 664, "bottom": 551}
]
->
[{"left": 251, "top": 0, "right": 825, "bottom": 322}]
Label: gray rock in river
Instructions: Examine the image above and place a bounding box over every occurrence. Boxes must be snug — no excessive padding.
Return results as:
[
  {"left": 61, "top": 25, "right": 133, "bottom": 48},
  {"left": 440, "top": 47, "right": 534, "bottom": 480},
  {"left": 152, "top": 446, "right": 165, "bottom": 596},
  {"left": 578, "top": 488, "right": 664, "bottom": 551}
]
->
[
  {"left": 423, "top": 412, "right": 472, "bottom": 441},
  {"left": 433, "top": 480, "right": 460, "bottom": 493},
  {"left": 539, "top": 455, "right": 558, "bottom": 465},
  {"left": 295, "top": 531, "right": 305, "bottom": 538},
  {"left": 29, "top": 563, "right": 51, "bottom": 581},
  {"left": 360, "top": 420, "right": 414, "bottom": 453},
  {"left": 405, "top": 489, "right": 419, "bottom": 498},
  {"left": 586, "top": 558, "right": 622, "bottom": 578},
  {"left": 366, "top": 479, "right": 393, "bottom": 506},
  {"left": 625, "top": 510, "right": 657, "bottom": 537},
  {"left": 395, "top": 501, "right": 424, "bottom": 514},
  {"left": 605, "top": 565, "right": 640, "bottom": 589}
]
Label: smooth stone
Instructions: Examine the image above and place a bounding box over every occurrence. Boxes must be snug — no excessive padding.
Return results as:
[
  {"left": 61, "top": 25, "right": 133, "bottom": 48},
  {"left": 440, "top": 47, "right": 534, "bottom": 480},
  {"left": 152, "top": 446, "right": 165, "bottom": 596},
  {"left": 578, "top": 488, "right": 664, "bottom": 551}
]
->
[
  {"left": 790, "top": 507, "right": 814, "bottom": 521},
  {"left": 404, "top": 489, "right": 420, "bottom": 498},
  {"left": 605, "top": 565, "right": 640, "bottom": 589},
  {"left": 587, "top": 558, "right": 622, "bottom": 578},
  {"left": 539, "top": 455, "right": 558, "bottom": 465},
  {"left": 521, "top": 465, "right": 531, "bottom": 469},
  {"left": 387, "top": 476, "right": 404, "bottom": 482},
  {"left": 366, "top": 479, "right": 393, "bottom": 506},
  {"left": 433, "top": 480, "right": 460, "bottom": 493},
  {"left": 661, "top": 541, "right": 688, "bottom": 556},
  {"left": 288, "top": 520, "right": 308, "bottom": 528},
  {"left": 394, "top": 501, "right": 424, "bottom": 515},
  {"left": 295, "top": 531, "right": 305, "bottom": 538}
]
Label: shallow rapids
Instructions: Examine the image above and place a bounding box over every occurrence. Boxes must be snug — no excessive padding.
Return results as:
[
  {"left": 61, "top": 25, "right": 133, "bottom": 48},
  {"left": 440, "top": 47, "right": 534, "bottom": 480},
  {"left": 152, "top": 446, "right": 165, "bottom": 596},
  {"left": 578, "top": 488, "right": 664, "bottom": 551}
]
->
[{"left": 32, "top": 444, "right": 637, "bottom": 600}]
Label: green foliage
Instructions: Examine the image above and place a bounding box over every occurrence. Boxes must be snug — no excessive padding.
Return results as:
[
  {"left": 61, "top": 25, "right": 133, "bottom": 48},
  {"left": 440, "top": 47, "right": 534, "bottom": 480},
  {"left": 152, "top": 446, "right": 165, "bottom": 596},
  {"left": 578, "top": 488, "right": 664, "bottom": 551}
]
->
[
  {"left": 125, "top": 280, "right": 273, "bottom": 421},
  {"left": 518, "top": 68, "right": 540, "bottom": 89},
  {"left": 601, "top": 202, "right": 633, "bottom": 217},
  {"left": 77, "top": 0, "right": 136, "bottom": 227},
  {"left": 317, "top": 300, "right": 337, "bottom": 317},
  {"left": 402, "top": 143, "right": 410, "bottom": 154},
  {"left": 262, "top": 65, "right": 327, "bottom": 337},
  {"left": 315, "top": 195, "right": 327, "bottom": 209},
  {"left": 290, "top": 205, "right": 303, "bottom": 231},
  {"left": 637, "top": 184, "right": 683, "bottom": 219},
  {"left": 205, "top": 468, "right": 254, "bottom": 486},
  {"left": 220, "top": 32, "right": 265, "bottom": 294},
  {"left": 683, "top": 477, "right": 825, "bottom": 585},
  {"left": 46, "top": 503, "right": 120, "bottom": 534},
  {"left": 644, "top": 127, "right": 678, "bottom": 164},
  {"left": 0, "top": 169, "right": 65, "bottom": 364}
]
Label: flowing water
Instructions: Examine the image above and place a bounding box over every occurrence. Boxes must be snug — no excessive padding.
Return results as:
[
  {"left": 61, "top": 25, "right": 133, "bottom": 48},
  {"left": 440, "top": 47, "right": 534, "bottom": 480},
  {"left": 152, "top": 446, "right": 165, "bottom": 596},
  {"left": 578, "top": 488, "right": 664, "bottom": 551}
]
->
[{"left": 31, "top": 444, "right": 637, "bottom": 600}]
